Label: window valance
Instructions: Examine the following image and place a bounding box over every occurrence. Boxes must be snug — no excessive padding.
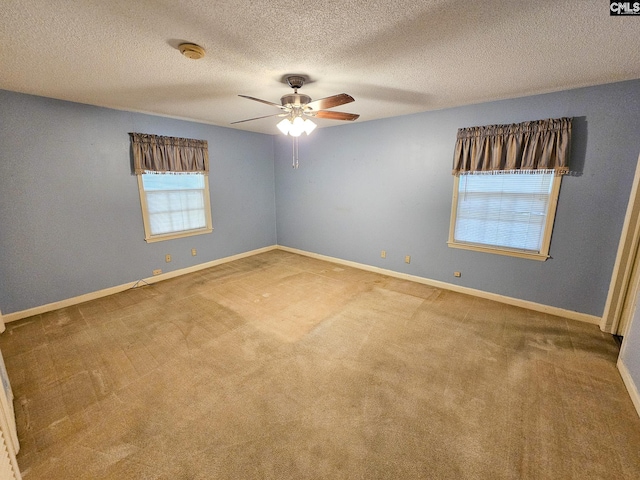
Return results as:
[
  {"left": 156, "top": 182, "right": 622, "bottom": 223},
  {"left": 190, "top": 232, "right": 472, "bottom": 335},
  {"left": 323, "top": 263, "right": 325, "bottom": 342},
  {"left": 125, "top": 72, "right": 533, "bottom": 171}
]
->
[
  {"left": 129, "top": 133, "right": 209, "bottom": 174},
  {"left": 452, "top": 117, "right": 571, "bottom": 176}
]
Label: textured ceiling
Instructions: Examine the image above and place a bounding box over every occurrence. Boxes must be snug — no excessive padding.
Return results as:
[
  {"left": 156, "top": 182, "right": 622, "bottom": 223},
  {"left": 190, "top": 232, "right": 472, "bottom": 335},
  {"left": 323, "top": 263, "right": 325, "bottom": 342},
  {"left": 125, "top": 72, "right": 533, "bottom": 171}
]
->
[{"left": 1, "top": 0, "right": 639, "bottom": 135}]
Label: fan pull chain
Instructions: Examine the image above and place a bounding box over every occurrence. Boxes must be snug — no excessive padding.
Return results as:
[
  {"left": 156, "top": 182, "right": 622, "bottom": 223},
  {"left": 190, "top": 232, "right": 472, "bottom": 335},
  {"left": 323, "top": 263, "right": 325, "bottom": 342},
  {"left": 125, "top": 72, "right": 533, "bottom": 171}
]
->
[{"left": 292, "top": 137, "right": 299, "bottom": 169}]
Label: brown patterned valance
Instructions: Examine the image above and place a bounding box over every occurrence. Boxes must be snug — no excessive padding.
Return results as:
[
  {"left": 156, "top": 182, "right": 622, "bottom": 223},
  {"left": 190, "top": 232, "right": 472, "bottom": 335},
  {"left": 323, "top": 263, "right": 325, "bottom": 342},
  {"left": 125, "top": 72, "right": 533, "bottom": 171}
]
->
[
  {"left": 452, "top": 117, "right": 571, "bottom": 175},
  {"left": 129, "top": 133, "right": 209, "bottom": 174}
]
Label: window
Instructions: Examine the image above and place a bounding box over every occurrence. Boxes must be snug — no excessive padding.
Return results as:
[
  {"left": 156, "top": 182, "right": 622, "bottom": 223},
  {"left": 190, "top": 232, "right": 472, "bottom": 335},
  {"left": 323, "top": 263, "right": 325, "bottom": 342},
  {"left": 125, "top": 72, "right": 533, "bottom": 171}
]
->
[
  {"left": 448, "top": 117, "right": 571, "bottom": 260},
  {"left": 448, "top": 171, "right": 561, "bottom": 260},
  {"left": 137, "top": 173, "right": 212, "bottom": 242},
  {"left": 129, "top": 132, "right": 211, "bottom": 243}
]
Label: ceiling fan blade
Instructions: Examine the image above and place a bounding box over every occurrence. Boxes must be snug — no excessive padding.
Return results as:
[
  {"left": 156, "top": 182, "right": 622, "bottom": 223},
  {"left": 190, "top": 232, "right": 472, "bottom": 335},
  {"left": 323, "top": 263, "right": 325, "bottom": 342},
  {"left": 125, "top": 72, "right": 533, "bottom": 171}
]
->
[
  {"left": 238, "top": 95, "right": 287, "bottom": 110},
  {"left": 231, "top": 113, "right": 286, "bottom": 124},
  {"left": 312, "top": 110, "right": 360, "bottom": 121},
  {"left": 305, "top": 93, "right": 354, "bottom": 111}
]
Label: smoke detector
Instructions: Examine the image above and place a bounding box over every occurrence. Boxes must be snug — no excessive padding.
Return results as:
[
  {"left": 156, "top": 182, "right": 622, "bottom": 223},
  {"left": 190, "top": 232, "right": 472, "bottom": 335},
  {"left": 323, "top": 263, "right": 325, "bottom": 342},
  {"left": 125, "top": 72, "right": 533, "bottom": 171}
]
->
[{"left": 179, "top": 43, "right": 205, "bottom": 60}]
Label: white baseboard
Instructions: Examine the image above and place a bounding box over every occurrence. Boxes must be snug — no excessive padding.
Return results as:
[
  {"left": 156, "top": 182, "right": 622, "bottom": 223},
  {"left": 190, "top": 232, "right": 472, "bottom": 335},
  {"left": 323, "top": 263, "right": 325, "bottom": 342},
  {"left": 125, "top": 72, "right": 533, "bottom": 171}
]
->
[
  {"left": 617, "top": 358, "right": 640, "bottom": 419},
  {"left": 3, "top": 245, "right": 278, "bottom": 323},
  {"left": 277, "top": 246, "right": 602, "bottom": 325},
  {"left": 3, "top": 244, "right": 601, "bottom": 326}
]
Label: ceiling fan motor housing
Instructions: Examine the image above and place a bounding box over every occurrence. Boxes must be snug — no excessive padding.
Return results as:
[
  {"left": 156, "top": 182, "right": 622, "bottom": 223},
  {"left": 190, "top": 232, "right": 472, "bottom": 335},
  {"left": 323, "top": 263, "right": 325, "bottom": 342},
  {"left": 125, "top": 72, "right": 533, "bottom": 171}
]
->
[{"left": 281, "top": 93, "right": 311, "bottom": 108}]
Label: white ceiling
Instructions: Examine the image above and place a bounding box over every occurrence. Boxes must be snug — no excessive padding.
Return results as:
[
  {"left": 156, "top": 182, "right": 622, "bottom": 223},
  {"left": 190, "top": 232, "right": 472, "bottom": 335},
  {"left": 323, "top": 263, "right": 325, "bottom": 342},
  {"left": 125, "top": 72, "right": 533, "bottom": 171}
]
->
[{"left": 1, "top": 0, "right": 639, "bottom": 135}]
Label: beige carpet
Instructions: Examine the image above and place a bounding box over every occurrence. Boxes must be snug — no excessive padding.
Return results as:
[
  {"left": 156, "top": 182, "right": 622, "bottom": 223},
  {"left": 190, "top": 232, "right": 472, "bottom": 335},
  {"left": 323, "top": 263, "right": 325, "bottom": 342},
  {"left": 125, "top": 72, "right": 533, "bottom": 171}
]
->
[{"left": 1, "top": 250, "right": 639, "bottom": 479}]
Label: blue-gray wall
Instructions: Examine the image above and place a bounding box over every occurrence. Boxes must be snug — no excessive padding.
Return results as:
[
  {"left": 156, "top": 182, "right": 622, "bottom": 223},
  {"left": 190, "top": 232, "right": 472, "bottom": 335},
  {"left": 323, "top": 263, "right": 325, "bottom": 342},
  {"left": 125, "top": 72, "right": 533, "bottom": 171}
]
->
[
  {"left": 0, "top": 90, "right": 277, "bottom": 314},
  {"left": 275, "top": 80, "right": 640, "bottom": 318},
  {"left": 2, "top": 81, "right": 640, "bottom": 319}
]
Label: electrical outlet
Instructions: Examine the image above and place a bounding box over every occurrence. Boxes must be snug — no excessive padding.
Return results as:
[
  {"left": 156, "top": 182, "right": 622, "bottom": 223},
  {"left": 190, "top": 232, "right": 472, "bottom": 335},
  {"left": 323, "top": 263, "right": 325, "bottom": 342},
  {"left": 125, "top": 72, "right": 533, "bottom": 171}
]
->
[
  {"left": 454, "top": 271, "right": 461, "bottom": 277},
  {"left": 165, "top": 254, "right": 171, "bottom": 263},
  {"left": 381, "top": 250, "right": 386, "bottom": 259},
  {"left": 405, "top": 255, "right": 411, "bottom": 264},
  {"left": 152, "top": 269, "right": 162, "bottom": 276},
  {"left": 191, "top": 248, "right": 197, "bottom": 256}
]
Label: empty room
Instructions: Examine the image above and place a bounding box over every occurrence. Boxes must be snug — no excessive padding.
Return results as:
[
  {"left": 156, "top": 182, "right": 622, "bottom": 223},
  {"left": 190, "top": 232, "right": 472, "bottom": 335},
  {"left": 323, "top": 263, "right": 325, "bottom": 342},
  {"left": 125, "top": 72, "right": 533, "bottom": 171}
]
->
[{"left": 1, "top": 1, "right": 640, "bottom": 479}]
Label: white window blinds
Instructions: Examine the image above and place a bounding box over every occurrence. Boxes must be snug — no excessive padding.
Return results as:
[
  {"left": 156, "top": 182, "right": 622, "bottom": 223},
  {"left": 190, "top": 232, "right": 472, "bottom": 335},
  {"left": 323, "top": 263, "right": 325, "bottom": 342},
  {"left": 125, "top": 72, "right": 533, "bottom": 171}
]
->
[
  {"left": 453, "top": 172, "right": 555, "bottom": 253},
  {"left": 141, "top": 173, "right": 208, "bottom": 236}
]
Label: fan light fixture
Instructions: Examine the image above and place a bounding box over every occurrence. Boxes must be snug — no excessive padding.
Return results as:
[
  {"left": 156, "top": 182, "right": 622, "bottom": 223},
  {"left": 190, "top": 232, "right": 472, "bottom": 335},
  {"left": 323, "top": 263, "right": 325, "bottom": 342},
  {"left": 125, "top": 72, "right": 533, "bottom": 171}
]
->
[{"left": 277, "top": 116, "right": 317, "bottom": 137}]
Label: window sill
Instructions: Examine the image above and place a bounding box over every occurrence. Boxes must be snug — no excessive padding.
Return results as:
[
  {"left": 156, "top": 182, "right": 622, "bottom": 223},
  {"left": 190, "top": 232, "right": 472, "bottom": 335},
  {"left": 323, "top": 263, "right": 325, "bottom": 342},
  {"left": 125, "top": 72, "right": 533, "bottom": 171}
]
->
[
  {"left": 144, "top": 227, "right": 213, "bottom": 243},
  {"left": 447, "top": 241, "right": 549, "bottom": 261}
]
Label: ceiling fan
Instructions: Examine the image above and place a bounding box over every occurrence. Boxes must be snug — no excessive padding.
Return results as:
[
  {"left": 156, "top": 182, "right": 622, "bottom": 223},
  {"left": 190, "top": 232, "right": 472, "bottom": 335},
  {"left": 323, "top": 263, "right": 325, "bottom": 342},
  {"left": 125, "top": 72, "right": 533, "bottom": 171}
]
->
[{"left": 232, "top": 75, "right": 359, "bottom": 137}]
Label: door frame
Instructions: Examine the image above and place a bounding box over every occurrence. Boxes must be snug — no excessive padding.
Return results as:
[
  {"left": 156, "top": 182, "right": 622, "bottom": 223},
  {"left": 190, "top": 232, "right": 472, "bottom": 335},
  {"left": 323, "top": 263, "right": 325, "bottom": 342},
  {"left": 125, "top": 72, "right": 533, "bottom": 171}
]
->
[{"left": 601, "top": 151, "right": 640, "bottom": 335}]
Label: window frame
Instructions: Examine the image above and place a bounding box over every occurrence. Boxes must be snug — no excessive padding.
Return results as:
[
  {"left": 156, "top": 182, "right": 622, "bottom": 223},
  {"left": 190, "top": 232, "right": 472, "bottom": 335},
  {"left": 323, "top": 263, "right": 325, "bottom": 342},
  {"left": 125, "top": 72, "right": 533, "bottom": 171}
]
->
[
  {"left": 447, "top": 172, "right": 563, "bottom": 261},
  {"left": 136, "top": 173, "right": 213, "bottom": 243}
]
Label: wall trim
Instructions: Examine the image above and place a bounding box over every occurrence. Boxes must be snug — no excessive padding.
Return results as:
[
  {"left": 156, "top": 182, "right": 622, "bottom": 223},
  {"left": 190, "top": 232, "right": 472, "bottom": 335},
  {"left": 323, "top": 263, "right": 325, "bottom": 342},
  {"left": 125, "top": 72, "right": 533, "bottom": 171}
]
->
[
  {"left": 4, "top": 243, "right": 601, "bottom": 326},
  {"left": 277, "top": 246, "right": 601, "bottom": 325},
  {"left": 3, "top": 245, "right": 278, "bottom": 323},
  {"left": 617, "top": 358, "right": 640, "bottom": 419}
]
